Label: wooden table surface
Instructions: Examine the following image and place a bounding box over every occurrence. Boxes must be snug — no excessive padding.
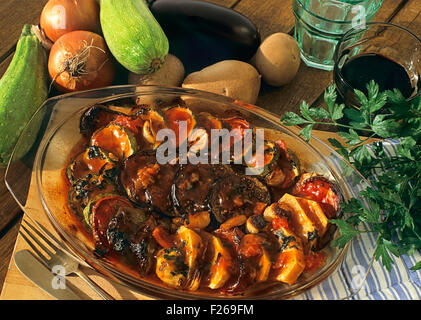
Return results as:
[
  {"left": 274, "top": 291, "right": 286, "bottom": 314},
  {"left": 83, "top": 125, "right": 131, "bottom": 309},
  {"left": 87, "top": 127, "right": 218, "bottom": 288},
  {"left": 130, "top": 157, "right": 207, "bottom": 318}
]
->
[{"left": 0, "top": 0, "right": 420, "bottom": 298}]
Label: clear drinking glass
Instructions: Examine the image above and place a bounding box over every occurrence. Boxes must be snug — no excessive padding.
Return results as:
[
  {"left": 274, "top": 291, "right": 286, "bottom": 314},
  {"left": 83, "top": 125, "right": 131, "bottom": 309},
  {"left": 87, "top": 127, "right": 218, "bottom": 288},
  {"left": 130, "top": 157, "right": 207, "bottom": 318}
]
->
[
  {"left": 333, "top": 22, "right": 421, "bottom": 109},
  {"left": 292, "top": 0, "right": 383, "bottom": 71}
]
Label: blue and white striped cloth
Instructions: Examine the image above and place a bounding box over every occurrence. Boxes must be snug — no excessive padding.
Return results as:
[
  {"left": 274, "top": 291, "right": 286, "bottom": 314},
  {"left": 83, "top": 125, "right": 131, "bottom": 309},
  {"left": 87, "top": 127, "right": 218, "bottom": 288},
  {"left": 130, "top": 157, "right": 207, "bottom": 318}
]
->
[{"left": 294, "top": 140, "right": 421, "bottom": 300}]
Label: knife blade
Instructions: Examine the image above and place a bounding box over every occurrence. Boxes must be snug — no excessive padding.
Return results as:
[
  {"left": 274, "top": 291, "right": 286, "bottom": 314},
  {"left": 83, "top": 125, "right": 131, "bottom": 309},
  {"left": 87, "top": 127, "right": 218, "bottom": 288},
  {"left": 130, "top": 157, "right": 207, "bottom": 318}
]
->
[{"left": 14, "top": 250, "right": 82, "bottom": 300}]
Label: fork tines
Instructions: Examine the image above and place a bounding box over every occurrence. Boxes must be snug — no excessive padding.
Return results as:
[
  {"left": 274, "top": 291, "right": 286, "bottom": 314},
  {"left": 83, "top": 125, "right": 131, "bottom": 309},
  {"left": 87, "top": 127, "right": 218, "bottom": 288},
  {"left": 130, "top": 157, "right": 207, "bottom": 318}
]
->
[{"left": 19, "top": 218, "right": 60, "bottom": 263}]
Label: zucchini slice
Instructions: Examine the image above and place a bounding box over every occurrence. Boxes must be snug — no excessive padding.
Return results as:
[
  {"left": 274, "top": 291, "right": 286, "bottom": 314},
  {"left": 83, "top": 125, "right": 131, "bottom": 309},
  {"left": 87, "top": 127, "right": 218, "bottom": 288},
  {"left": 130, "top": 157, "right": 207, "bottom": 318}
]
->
[
  {"left": 164, "top": 106, "right": 196, "bottom": 147},
  {"left": 68, "top": 175, "right": 119, "bottom": 220},
  {"left": 66, "top": 146, "right": 119, "bottom": 184},
  {"left": 90, "top": 123, "right": 139, "bottom": 160},
  {"left": 245, "top": 140, "right": 280, "bottom": 177},
  {"left": 121, "top": 151, "right": 178, "bottom": 216}
]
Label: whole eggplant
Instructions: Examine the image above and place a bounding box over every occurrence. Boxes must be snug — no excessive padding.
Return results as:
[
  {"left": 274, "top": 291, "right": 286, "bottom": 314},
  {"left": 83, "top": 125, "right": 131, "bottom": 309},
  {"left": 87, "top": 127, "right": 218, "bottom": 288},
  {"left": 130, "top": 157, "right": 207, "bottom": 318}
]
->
[{"left": 147, "top": 0, "right": 261, "bottom": 74}]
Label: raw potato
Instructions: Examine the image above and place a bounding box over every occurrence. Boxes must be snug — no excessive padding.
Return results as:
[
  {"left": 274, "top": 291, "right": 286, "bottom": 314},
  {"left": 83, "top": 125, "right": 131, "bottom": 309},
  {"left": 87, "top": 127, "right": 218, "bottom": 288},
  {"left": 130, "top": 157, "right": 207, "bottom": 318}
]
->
[
  {"left": 253, "top": 33, "right": 300, "bottom": 87},
  {"left": 182, "top": 60, "right": 261, "bottom": 104},
  {"left": 128, "top": 54, "right": 185, "bottom": 87}
]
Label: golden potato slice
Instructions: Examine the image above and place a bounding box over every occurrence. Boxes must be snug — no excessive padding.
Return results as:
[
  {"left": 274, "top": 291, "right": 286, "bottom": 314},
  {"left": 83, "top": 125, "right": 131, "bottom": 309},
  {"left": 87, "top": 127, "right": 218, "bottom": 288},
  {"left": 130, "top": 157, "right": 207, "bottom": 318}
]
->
[
  {"left": 271, "top": 246, "right": 305, "bottom": 285},
  {"left": 278, "top": 193, "right": 318, "bottom": 248},
  {"left": 201, "top": 231, "right": 233, "bottom": 290}
]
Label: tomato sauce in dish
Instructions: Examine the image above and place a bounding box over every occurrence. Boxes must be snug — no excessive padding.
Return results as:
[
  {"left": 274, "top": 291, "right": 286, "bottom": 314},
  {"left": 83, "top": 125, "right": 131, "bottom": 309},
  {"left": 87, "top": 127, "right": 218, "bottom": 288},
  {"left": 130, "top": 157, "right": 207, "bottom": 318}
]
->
[{"left": 62, "top": 102, "right": 343, "bottom": 296}]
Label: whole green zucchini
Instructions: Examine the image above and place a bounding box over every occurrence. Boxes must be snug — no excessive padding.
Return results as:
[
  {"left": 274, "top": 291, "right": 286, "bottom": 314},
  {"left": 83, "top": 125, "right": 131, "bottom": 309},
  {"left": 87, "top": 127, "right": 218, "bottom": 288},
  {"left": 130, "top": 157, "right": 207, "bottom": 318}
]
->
[
  {"left": 100, "top": 0, "right": 169, "bottom": 74},
  {"left": 0, "top": 25, "right": 48, "bottom": 167}
]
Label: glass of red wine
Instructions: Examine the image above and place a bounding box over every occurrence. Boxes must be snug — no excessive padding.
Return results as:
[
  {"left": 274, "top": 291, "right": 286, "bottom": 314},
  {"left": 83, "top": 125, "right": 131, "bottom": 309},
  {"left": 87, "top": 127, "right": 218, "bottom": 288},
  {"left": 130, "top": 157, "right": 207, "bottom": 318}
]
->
[{"left": 333, "top": 22, "right": 421, "bottom": 110}]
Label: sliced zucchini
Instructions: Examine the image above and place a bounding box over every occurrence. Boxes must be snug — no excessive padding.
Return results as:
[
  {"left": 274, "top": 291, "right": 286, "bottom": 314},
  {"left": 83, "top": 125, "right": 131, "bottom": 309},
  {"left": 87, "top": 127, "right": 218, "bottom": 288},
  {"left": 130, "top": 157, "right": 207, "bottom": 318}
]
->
[
  {"left": 245, "top": 140, "right": 280, "bottom": 177},
  {"left": 164, "top": 106, "right": 196, "bottom": 147},
  {"left": 106, "top": 207, "right": 157, "bottom": 275},
  {"left": 90, "top": 123, "right": 139, "bottom": 160},
  {"left": 219, "top": 117, "right": 252, "bottom": 163},
  {"left": 68, "top": 175, "right": 119, "bottom": 220},
  {"left": 66, "top": 146, "right": 119, "bottom": 184},
  {"left": 80, "top": 104, "right": 145, "bottom": 137}
]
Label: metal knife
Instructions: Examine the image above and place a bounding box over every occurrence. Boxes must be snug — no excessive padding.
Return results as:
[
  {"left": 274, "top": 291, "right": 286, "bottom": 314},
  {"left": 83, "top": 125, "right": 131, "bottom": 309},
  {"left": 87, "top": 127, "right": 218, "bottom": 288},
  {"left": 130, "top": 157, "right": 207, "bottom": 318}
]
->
[{"left": 14, "top": 250, "right": 82, "bottom": 300}]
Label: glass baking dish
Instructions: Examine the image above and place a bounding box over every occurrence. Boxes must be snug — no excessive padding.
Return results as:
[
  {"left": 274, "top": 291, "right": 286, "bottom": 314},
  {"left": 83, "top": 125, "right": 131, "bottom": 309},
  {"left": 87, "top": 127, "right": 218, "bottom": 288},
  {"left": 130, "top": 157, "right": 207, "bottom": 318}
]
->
[{"left": 5, "top": 85, "right": 377, "bottom": 299}]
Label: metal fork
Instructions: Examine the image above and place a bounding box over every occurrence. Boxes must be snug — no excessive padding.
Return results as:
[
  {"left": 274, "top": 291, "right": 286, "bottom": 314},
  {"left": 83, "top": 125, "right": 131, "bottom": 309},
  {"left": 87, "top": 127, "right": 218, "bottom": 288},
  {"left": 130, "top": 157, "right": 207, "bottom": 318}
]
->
[{"left": 19, "top": 217, "right": 114, "bottom": 300}]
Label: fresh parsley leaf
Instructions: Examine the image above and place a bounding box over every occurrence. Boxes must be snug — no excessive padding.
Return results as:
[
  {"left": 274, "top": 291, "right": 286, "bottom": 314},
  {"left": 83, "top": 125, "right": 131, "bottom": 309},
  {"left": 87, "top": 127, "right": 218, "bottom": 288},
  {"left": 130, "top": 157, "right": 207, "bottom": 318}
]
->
[{"left": 329, "top": 219, "right": 361, "bottom": 248}]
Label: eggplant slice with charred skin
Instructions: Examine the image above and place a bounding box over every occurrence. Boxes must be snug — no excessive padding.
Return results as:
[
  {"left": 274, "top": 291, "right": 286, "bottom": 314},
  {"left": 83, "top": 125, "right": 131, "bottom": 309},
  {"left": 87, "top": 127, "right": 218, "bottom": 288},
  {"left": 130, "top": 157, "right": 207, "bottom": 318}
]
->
[
  {"left": 80, "top": 104, "right": 146, "bottom": 137},
  {"left": 121, "top": 151, "right": 178, "bottom": 216},
  {"left": 209, "top": 174, "right": 271, "bottom": 223},
  {"left": 106, "top": 207, "right": 158, "bottom": 275},
  {"left": 172, "top": 163, "right": 214, "bottom": 217}
]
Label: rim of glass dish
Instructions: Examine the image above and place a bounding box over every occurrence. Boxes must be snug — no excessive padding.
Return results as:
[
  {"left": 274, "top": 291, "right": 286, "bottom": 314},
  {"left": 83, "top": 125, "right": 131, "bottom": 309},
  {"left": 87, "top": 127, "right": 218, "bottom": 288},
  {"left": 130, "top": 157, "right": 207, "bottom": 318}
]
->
[
  {"left": 31, "top": 85, "right": 375, "bottom": 299},
  {"left": 294, "top": 0, "right": 383, "bottom": 24},
  {"left": 333, "top": 21, "right": 421, "bottom": 103}
]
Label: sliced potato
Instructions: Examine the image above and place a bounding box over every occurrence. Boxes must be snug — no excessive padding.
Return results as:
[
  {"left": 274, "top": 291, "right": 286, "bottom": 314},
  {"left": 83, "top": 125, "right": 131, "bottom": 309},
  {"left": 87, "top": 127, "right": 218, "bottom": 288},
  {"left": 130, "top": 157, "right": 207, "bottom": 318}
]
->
[
  {"left": 256, "top": 248, "right": 271, "bottom": 282},
  {"left": 155, "top": 248, "right": 187, "bottom": 289},
  {"left": 271, "top": 246, "right": 305, "bottom": 285},
  {"left": 177, "top": 226, "right": 204, "bottom": 277},
  {"left": 201, "top": 232, "right": 233, "bottom": 290},
  {"left": 278, "top": 193, "right": 319, "bottom": 249}
]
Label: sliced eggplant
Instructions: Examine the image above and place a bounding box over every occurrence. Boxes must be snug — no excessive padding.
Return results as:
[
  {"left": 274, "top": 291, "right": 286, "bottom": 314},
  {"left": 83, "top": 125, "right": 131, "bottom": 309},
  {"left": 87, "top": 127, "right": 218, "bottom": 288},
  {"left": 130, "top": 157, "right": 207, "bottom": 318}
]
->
[
  {"left": 209, "top": 174, "right": 271, "bottom": 223},
  {"left": 80, "top": 104, "right": 145, "bottom": 137},
  {"left": 172, "top": 163, "right": 214, "bottom": 216},
  {"left": 66, "top": 146, "right": 119, "bottom": 184},
  {"left": 121, "top": 151, "right": 178, "bottom": 216},
  {"left": 164, "top": 106, "right": 196, "bottom": 147},
  {"left": 90, "top": 123, "right": 139, "bottom": 160},
  {"left": 106, "top": 206, "right": 158, "bottom": 275}
]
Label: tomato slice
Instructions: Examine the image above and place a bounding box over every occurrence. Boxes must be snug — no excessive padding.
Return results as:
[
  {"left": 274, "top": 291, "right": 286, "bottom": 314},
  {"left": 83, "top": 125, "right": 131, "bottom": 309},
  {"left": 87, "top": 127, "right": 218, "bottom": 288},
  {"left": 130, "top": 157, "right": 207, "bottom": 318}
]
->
[{"left": 91, "top": 195, "right": 132, "bottom": 255}]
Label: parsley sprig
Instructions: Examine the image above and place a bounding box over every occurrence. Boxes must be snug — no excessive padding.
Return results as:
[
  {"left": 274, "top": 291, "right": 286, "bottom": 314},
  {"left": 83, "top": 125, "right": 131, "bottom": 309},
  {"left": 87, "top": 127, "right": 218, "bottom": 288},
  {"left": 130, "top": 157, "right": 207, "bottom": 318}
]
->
[{"left": 281, "top": 81, "right": 421, "bottom": 271}]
